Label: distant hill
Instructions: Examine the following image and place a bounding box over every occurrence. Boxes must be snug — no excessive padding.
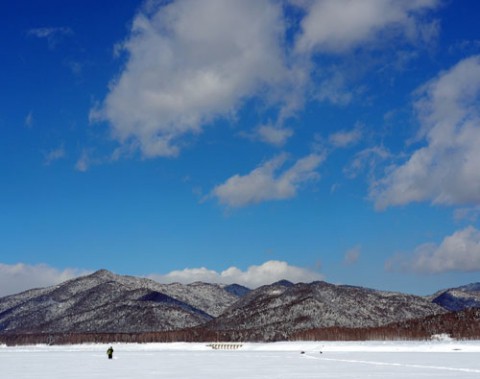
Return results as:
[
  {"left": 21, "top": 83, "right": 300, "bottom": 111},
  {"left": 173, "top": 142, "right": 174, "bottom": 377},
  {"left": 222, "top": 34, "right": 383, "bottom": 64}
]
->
[
  {"left": 222, "top": 284, "right": 251, "bottom": 297},
  {"left": 430, "top": 282, "right": 480, "bottom": 311},
  {"left": 205, "top": 280, "right": 445, "bottom": 341},
  {"left": 0, "top": 270, "right": 479, "bottom": 344},
  {"left": 0, "top": 270, "right": 240, "bottom": 334}
]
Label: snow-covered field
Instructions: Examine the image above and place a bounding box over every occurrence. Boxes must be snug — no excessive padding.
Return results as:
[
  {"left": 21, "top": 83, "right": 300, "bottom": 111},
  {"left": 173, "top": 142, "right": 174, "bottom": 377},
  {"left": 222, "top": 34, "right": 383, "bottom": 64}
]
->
[{"left": 2, "top": 340, "right": 480, "bottom": 378}]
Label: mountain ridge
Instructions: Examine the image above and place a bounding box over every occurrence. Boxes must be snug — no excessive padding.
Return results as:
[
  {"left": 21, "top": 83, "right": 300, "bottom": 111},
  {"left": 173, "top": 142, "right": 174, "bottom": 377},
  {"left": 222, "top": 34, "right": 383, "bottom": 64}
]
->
[
  {"left": 0, "top": 270, "right": 478, "bottom": 342},
  {"left": 205, "top": 280, "right": 445, "bottom": 340},
  {"left": 430, "top": 282, "right": 480, "bottom": 311}
]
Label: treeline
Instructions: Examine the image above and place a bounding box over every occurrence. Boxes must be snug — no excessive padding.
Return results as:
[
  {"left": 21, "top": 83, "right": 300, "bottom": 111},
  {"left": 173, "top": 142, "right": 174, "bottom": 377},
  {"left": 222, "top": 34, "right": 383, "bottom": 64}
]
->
[
  {"left": 291, "top": 308, "right": 480, "bottom": 341},
  {"left": 0, "top": 328, "right": 285, "bottom": 346},
  {"left": 2, "top": 308, "right": 479, "bottom": 346},
  {"left": 0, "top": 328, "right": 228, "bottom": 346}
]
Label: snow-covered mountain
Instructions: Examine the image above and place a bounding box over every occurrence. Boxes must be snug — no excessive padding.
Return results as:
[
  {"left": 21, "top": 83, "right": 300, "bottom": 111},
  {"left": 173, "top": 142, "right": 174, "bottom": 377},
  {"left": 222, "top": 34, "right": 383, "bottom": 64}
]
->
[
  {"left": 206, "top": 280, "right": 446, "bottom": 340},
  {"left": 431, "top": 283, "right": 480, "bottom": 311},
  {"left": 0, "top": 270, "right": 476, "bottom": 341},
  {"left": 0, "top": 270, "right": 240, "bottom": 333}
]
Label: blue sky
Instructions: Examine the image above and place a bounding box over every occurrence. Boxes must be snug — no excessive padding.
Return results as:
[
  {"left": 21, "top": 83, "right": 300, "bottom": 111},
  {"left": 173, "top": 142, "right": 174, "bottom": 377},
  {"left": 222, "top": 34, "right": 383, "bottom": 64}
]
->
[{"left": 1, "top": 0, "right": 480, "bottom": 296}]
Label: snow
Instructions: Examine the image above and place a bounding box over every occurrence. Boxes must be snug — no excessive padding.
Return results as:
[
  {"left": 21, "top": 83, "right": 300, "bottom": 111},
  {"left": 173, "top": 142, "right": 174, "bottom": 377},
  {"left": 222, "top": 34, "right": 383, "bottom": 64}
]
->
[{"left": 1, "top": 341, "right": 480, "bottom": 378}]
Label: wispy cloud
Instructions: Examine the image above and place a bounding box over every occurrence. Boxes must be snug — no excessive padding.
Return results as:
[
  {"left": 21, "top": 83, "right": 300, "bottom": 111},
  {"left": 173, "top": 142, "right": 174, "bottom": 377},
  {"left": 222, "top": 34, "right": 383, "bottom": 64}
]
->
[
  {"left": 315, "top": 68, "right": 354, "bottom": 105},
  {"left": 385, "top": 226, "right": 480, "bottom": 274},
  {"left": 24, "top": 111, "right": 33, "bottom": 128},
  {"left": 27, "top": 27, "right": 73, "bottom": 49},
  {"left": 75, "top": 149, "right": 94, "bottom": 172},
  {"left": 148, "top": 260, "right": 324, "bottom": 288},
  {"left": 454, "top": 206, "right": 480, "bottom": 222},
  {"left": 75, "top": 148, "right": 116, "bottom": 172},
  {"left": 43, "top": 145, "right": 66, "bottom": 165},
  {"left": 64, "top": 60, "right": 83, "bottom": 76},
  {"left": 343, "top": 146, "right": 391, "bottom": 180},
  {"left": 344, "top": 245, "right": 361, "bottom": 265},
  {"left": 211, "top": 153, "right": 324, "bottom": 208}
]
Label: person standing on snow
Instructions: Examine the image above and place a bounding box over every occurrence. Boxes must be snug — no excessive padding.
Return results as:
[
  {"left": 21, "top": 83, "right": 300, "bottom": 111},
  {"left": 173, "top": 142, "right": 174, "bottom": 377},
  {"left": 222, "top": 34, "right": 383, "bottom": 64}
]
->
[{"left": 107, "top": 346, "right": 114, "bottom": 359}]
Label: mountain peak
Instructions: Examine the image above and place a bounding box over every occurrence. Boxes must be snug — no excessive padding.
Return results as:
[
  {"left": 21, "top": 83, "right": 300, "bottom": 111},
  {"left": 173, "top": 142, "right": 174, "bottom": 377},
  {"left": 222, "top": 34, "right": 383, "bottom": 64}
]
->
[
  {"left": 93, "top": 268, "right": 112, "bottom": 274},
  {"left": 223, "top": 283, "right": 251, "bottom": 297},
  {"left": 271, "top": 280, "right": 294, "bottom": 287},
  {"left": 89, "top": 269, "right": 116, "bottom": 279}
]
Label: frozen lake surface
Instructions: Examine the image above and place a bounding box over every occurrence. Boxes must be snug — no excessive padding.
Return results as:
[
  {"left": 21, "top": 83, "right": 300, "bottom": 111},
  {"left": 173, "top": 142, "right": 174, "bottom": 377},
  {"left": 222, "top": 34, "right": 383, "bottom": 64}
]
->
[{"left": 1, "top": 340, "right": 480, "bottom": 378}]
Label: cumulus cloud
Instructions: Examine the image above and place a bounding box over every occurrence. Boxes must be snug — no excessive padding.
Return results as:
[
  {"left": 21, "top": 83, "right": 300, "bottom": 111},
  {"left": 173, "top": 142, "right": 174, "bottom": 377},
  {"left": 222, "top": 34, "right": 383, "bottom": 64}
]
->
[
  {"left": 385, "top": 226, "right": 480, "bottom": 273},
  {"left": 93, "top": 0, "right": 290, "bottom": 158},
  {"left": 211, "top": 153, "right": 325, "bottom": 207},
  {"left": 0, "top": 263, "right": 89, "bottom": 297},
  {"left": 148, "top": 260, "right": 324, "bottom": 288},
  {"left": 294, "top": 0, "right": 440, "bottom": 54},
  {"left": 372, "top": 55, "right": 480, "bottom": 209},
  {"left": 91, "top": 0, "right": 441, "bottom": 160}
]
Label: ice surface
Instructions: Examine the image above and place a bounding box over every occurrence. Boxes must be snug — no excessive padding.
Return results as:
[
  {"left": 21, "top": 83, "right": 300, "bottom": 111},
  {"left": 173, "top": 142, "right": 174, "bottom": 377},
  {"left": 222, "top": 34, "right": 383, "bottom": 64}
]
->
[{"left": 1, "top": 341, "right": 480, "bottom": 378}]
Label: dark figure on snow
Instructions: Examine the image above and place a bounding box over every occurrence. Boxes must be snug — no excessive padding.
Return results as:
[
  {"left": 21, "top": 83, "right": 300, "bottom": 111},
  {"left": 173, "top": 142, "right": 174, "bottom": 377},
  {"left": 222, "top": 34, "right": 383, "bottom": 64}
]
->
[{"left": 107, "top": 346, "right": 114, "bottom": 359}]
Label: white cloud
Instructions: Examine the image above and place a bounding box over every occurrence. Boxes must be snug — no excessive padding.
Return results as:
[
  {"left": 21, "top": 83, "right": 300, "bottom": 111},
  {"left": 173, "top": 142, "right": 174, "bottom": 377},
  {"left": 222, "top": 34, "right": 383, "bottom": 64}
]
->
[
  {"left": 344, "top": 245, "right": 361, "bottom": 265},
  {"left": 329, "top": 125, "right": 363, "bottom": 148},
  {"left": 148, "top": 260, "right": 324, "bottom": 288},
  {"left": 385, "top": 226, "right": 480, "bottom": 273},
  {"left": 250, "top": 124, "right": 294, "bottom": 147},
  {"left": 94, "top": 0, "right": 290, "bottom": 158},
  {"left": 372, "top": 55, "right": 480, "bottom": 209},
  {"left": 211, "top": 153, "right": 325, "bottom": 207},
  {"left": 0, "top": 263, "right": 89, "bottom": 297},
  {"left": 294, "top": 0, "right": 440, "bottom": 54},
  {"left": 89, "top": 0, "right": 442, "bottom": 162}
]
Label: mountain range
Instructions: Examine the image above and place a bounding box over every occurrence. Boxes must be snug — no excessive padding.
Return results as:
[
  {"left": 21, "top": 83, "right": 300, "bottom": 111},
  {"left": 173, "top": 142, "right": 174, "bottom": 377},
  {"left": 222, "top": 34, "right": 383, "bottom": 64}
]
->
[{"left": 0, "top": 270, "right": 479, "bottom": 343}]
